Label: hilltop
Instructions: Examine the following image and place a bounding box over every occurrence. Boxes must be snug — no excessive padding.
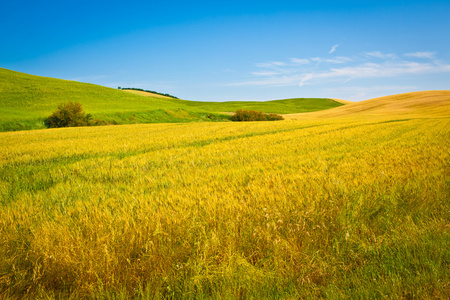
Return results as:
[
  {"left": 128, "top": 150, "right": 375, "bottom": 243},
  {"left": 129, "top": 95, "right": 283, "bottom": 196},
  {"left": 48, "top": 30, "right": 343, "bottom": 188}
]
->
[
  {"left": 121, "top": 89, "right": 176, "bottom": 99},
  {"left": 285, "top": 90, "right": 450, "bottom": 120},
  {"left": 0, "top": 68, "right": 343, "bottom": 131}
]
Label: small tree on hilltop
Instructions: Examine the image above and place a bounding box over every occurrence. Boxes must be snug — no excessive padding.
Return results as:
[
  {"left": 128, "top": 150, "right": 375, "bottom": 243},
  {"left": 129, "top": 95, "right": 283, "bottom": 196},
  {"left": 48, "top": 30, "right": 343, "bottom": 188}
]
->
[{"left": 44, "top": 102, "right": 91, "bottom": 128}]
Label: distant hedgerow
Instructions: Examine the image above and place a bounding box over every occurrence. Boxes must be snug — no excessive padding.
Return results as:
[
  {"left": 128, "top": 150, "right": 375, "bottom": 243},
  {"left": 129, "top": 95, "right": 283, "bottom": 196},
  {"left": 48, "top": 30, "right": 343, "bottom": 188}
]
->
[
  {"left": 230, "top": 109, "right": 284, "bottom": 122},
  {"left": 120, "top": 87, "right": 179, "bottom": 99},
  {"left": 44, "top": 102, "right": 93, "bottom": 128}
]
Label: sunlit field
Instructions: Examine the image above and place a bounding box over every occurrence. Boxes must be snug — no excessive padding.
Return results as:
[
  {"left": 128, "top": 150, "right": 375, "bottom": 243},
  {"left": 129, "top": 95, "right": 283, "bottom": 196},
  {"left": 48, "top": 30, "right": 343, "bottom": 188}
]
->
[
  {"left": 1, "top": 117, "right": 448, "bottom": 299},
  {"left": 0, "top": 68, "right": 342, "bottom": 132}
]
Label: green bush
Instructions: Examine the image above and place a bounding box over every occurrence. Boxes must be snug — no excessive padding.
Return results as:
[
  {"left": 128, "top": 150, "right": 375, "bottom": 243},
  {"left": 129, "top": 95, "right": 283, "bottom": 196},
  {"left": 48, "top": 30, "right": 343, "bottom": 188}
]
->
[
  {"left": 230, "top": 109, "right": 284, "bottom": 121},
  {"left": 44, "top": 102, "right": 92, "bottom": 128},
  {"left": 265, "top": 113, "right": 284, "bottom": 121}
]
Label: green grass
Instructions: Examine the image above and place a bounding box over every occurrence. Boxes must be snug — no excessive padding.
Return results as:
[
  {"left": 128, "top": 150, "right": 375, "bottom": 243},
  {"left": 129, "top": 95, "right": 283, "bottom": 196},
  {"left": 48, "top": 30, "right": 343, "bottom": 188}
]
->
[
  {"left": 163, "top": 97, "right": 342, "bottom": 114},
  {"left": 0, "top": 68, "right": 343, "bottom": 131}
]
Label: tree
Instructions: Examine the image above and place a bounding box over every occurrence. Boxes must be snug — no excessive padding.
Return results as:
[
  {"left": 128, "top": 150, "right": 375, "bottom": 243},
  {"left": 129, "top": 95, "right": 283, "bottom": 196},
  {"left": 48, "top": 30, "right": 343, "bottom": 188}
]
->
[{"left": 44, "top": 102, "right": 91, "bottom": 128}]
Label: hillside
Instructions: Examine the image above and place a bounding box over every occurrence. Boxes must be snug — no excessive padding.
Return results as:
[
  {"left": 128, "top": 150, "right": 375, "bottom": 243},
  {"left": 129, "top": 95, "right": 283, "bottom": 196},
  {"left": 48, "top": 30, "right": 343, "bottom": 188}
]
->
[
  {"left": 122, "top": 89, "right": 175, "bottom": 99},
  {"left": 120, "top": 85, "right": 344, "bottom": 114},
  {"left": 331, "top": 98, "right": 354, "bottom": 105},
  {"left": 179, "top": 97, "right": 343, "bottom": 114},
  {"left": 0, "top": 68, "right": 223, "bottom": 131},
  {"left": 285, "top": 90, "right": 450, "bottom": 120},
  {"left": 0, "top": 68, "right": 343, "bottom": 131}
]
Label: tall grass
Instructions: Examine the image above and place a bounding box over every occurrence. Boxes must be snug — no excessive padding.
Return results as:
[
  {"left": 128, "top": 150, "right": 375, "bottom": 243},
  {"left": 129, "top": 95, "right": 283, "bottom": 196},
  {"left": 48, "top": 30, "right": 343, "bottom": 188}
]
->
[{"left": 0, "top": 118, "right": 448, "bottom": 298}]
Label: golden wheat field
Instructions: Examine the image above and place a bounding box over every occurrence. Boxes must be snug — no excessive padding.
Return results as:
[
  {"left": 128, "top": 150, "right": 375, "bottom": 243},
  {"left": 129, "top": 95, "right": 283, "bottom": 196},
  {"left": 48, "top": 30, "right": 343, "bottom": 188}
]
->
[
  {"left": 285, "top": 90, "right": 450, "bottom": 120},
  {"left": 1, "top": 112, "right": 449, "bottom": 299}
]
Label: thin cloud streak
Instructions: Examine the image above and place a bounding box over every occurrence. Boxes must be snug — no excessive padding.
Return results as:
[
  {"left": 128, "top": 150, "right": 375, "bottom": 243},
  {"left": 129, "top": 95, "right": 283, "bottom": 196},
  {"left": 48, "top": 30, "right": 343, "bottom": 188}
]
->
[
  {"left": 323, "top": 85, "right": 418, "bottom": 101},
  {"left": 311, "top": 56, "right": 353, "bottom": 64},
  {"left": 251, "top": 71, "right": 283, "bottom": 76},
  {"left": 290, "top": 58, "right": 310, "bottom": 65},
  {"left": 404, "top": 51, "right": 436, "bottom": 59},
  {"left": 329, "top": 44, "right": 340, "bottom": 54},
  {"left": 299, "top": 60, "right": 450, "bottom": 86},
  {"left": 255, "top": 61, "right": 286, "bottom": 68},
  {"left": 229, "top": 51, "right": 450, "bottom": 88},
  {"left": 365, "top": 51, "right": 397, "bottom": 59}
]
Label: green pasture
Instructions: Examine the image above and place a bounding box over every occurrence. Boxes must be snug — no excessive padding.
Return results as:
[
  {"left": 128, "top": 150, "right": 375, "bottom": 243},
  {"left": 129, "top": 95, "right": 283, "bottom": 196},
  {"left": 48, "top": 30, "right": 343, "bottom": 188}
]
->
[{"left": 0, "top": 68, "right": 343, "bottom": 131}]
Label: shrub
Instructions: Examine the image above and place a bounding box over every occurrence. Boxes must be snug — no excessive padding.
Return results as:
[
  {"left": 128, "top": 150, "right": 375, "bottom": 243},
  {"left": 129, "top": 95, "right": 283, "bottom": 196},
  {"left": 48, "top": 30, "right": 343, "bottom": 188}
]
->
[
  {"left": 44, "top": 102, "right": 91, "bottom": 128},
  {"left": 265, "top": 113, "right": 284, "bottom": 121},
  {"left": 230, "top": 109, "right": 284, "bottom": 121}
]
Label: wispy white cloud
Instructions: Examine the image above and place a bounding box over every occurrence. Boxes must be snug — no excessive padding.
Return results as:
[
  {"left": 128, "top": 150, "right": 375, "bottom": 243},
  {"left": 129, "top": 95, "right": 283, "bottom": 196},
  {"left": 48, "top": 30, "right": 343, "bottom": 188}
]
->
[
  {"left": 329, "top": 43, "right": 340, "bottom": 54},
  {"left": 290, "top": 58, "right": 310, "bottom": 65},
  {"left": 365, "top": 51, "right": 397, "bottom": 59},
  {"left": 298, "top": 60, "right": 450, "bottom": 86},
  {"left": 257, "top": 56, "right": 351, "bottom": 70},
  {"left": 251, "top": 71, "right": 284, "bottom": 76},
  {"left": 323, "top": 85, "right": 418, "bottom": 101},
  {"left": 404, "top": 51, "right": 436, "bottom": 59},
  {"left": 230, "top": 50, "right": 450, "bottom": 89},
  {"left": 255, "top": 61, "right": 286, "bottom": 68},
  {"left": 311, "top": 56, "right": 353, "bottom": 64}
]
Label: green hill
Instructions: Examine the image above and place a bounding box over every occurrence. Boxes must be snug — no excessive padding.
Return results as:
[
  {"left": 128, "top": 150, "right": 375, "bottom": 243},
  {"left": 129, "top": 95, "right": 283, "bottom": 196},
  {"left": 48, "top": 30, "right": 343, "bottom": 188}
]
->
[{"left": 0, "top": 68, "right": 344, "bottom": 131}]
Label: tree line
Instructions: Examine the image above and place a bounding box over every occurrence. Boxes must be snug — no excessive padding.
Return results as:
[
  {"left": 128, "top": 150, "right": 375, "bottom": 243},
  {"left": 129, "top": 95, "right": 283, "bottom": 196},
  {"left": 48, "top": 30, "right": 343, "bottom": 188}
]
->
[{"left": 118, "top": 87, "right": 179, "bottom": 99}]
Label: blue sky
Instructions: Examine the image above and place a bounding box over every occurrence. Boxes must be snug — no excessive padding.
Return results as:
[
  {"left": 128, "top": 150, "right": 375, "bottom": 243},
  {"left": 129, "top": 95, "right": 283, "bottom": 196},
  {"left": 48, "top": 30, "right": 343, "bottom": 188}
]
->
[{"left": 1, "top": 0, "right": 449, "bottom": 101}]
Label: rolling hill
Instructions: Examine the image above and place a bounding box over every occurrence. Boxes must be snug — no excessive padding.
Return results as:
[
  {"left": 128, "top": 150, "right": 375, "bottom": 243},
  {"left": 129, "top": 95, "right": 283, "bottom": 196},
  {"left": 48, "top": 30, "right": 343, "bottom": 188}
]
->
[
  {"left": 121, "top": 89, "right": 176, "bottom": 99},
  {"left": 1, "top": 71, "right": 449, "bottom": 299},
  {"left": 0, "top": 68, "right": 343, "bottom": 131},
  {"left": 285, "top": 90, "right": 450, "bottom": 120}
]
